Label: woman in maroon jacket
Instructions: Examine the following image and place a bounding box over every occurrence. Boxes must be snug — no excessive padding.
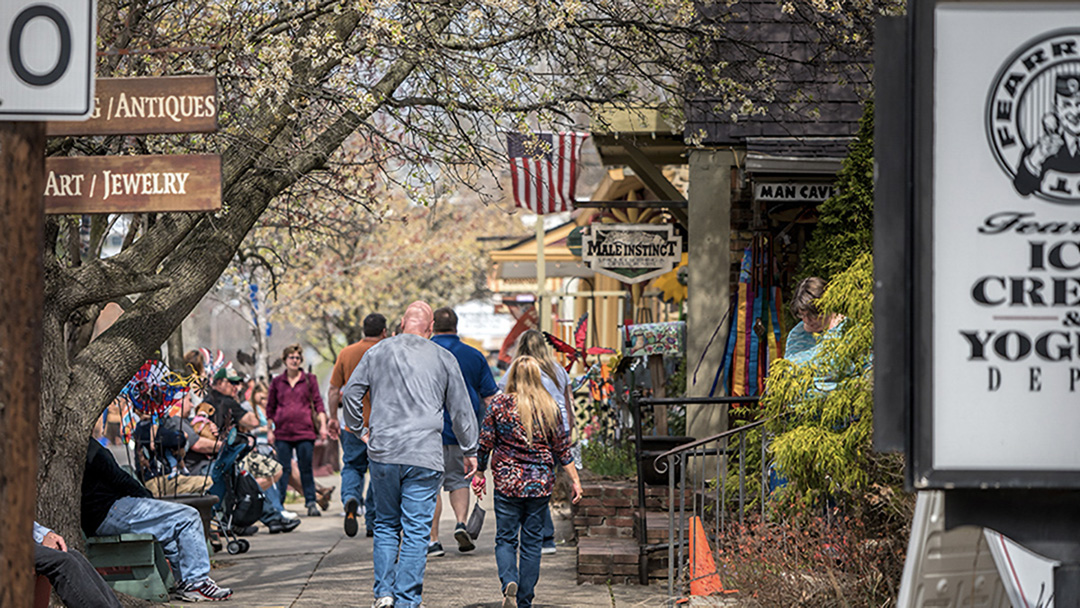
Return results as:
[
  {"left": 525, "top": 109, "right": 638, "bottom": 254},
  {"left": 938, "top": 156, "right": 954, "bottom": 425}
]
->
[{"left": 267, "top": 344, "right": 328, "bottom": 517}]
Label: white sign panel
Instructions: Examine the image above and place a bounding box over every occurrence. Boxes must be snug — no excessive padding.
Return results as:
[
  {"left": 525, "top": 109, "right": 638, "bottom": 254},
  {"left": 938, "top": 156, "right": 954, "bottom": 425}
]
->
[
  {"left": 0, "top": 0, "right": 96, "bottom": 120},
  {"left": 581, "top": 223, "right": 682, "bottom": 284},
  {"left": 934, "top": 4, "right": 1080, "bottom": 471}
]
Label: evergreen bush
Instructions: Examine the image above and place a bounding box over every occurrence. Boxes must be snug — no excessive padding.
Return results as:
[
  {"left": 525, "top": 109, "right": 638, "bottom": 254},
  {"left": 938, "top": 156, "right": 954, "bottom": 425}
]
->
[{"left": 798, "top": 102, "right": 875, "bottom": 281}]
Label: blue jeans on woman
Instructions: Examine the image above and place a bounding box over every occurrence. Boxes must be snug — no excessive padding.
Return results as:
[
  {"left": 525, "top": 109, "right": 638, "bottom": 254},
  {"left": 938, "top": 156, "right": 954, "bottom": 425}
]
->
[
  {"left": 96, "top": 496, "right": 210, "bottom": 585},
  {"left": 494, "top": 492, "right": 550, "bottom": 608},
  {"left": 274, "top": 438, "right": 315, "bottom": 505},
  {"left": 369, "top": 460, "right": 441, "bottom": 608}
]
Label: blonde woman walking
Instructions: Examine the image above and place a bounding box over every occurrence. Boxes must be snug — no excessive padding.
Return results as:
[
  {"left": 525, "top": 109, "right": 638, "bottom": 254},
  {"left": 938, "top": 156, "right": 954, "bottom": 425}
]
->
[
  {"left": 503, "top": 330, "right": 574, "bottom": 554},
  {"left": 473, "top": 356, "right": 582, "bottom": 608}
]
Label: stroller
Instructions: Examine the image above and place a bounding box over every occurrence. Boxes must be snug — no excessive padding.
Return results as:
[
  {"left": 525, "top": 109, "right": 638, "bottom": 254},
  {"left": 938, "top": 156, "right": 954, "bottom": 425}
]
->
[{"left": 207, "top": 428, "right": 264, "bottom": 555}]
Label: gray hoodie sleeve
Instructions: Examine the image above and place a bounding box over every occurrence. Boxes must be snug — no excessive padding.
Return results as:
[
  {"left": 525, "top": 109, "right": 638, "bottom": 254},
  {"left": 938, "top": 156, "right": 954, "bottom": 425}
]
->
[
  {"left": 443, "top": 352, "right": 478, "bottom": 457},
  {"left": 341, "top": 354, "right": 370, "bottom": 434}
]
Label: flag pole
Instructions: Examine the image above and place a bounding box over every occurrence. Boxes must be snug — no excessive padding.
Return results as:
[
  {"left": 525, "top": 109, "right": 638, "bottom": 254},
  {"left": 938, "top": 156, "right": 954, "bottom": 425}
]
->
[{"left": 536, "top": 215, "right": 550, "bottom": 333}]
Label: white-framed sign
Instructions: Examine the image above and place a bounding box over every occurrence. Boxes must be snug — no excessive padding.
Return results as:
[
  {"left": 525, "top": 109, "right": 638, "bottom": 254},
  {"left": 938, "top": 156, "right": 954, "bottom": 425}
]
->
[
  {"left": 0, "top": 0, "right": 97, "bottom": 120},
  {"left": 932, "top": 4, "right": 1080, "bottom": 477},
  {"left": 581, "top": 223, "right": 682, "bottom": 284}
]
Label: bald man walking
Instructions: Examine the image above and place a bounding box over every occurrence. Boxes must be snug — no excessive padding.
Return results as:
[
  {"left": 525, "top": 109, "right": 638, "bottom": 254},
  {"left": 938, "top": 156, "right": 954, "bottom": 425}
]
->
[{"left": 342, "top": 301, "right": 478, "bottom": 608}]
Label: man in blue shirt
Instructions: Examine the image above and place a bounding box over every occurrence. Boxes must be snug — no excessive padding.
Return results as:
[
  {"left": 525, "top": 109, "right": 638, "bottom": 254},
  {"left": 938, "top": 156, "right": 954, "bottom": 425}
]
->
[{"left": 428, "top": 306, "right": 498, "bottom": 555}]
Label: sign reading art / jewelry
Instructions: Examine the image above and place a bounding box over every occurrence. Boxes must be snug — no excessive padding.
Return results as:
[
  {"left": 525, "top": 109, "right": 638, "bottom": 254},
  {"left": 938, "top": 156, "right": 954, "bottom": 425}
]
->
[
  {"left": 580, "top": 223, "right": 682, "bottom": 284},
  {"left": 44, "top": 154, "right": 221, "bottom": 214},
  {"left": 933, "top": 6, "right": 1080, "bottom": 478}
]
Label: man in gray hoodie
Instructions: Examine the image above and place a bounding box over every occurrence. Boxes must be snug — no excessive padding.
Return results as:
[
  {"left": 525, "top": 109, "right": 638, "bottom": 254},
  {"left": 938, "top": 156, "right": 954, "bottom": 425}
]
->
[{"left": 342, "top": 301, "right": 478, "bottom": 608}]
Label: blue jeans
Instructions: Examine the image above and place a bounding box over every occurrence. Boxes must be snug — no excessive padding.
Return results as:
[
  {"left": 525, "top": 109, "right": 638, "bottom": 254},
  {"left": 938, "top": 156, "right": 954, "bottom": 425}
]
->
[
  {"left": 494, "top": 492, "right": 549, "bottom": 608},
  {"left": 96, "top": 496, "right": 210, "bottom": 585},
  {"left": 275, "top": 439, "right": 315, "bottom": 505},
  {"left": 541, "top": 505, "right": 555, "bottom": 549},
  {"left": 341, "top": 431, "right": 376, "bottom": 531},
  {"left": 369, "top": 460, "right": 441, "bottom": 608},
  {"left": 261, "top": 483, "right": 286, "bottom": 523}
]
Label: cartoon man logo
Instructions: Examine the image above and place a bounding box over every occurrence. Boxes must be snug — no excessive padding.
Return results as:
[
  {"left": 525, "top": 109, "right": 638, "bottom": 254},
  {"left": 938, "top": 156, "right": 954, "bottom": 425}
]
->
[
  {"left": 986, "top": 30, "right": 1080, "bottom": 203},
  {"left": 1013, "top": 74, "right": 1080, "bottom": 196}
]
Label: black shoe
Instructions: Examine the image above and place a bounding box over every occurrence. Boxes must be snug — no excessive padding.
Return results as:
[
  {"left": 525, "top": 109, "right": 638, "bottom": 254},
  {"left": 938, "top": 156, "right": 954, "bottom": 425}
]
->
[
  {"left": 427, "top": 541, "right": 445, "bottom": 557},
  {"left": 232, "top": 525, "right": 258, "bottom": 537},
  {"left": 344, "top": 498, "right": 359, "bottom": 537},
  {"left": 454, "top": 522, "right": 475, "bottom": 552},
  {"left": 267, "top": 518, "right": 301, "bottom": 534},
  {"left": 306, "top": 503, "right": 322, "bottom": 517},
  {"left": 366, "top": 528, "right": 374, "bottom": 538}
]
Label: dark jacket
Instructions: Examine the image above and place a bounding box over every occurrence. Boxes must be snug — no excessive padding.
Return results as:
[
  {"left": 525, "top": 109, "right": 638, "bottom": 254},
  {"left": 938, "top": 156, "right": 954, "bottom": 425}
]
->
[{"left": 81, "top": 440, "right": 152, "bottom": 537}]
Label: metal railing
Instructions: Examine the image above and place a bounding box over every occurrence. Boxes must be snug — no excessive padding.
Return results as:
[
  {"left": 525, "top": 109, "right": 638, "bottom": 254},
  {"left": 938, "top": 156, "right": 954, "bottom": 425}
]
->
[{"left": 630, "top": 395, "right": 766, "bottom": 592}]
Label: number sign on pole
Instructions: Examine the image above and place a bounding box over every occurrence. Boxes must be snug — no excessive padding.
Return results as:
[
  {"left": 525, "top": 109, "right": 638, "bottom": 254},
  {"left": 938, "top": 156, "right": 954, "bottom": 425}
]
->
[
  {"left": 0, "top": 0, "right": 97, "bottom": 120},
  {"left": 44, "top": 154, "right": 222, "bottom": 214}
]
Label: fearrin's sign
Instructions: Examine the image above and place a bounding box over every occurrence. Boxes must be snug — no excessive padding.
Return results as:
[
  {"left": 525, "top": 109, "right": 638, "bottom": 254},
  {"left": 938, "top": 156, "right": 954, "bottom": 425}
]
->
[{"left": 930, "top": 5, "right": 1080, "bottom": 481}]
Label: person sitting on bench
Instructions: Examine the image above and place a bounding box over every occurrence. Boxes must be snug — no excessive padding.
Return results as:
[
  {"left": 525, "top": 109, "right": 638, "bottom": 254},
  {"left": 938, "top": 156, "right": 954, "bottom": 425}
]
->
[
  {"left": 82, "top": 439, "right": 233, "bottom": 602},
  {"left": 34, "top": 520, "right": 122, "bottom": 608}
]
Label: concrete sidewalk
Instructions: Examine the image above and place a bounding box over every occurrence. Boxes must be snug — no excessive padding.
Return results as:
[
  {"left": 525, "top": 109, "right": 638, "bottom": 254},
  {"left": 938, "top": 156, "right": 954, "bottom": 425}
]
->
[{"left": 169, "top": 473, "right": 668, "bottom": 608}]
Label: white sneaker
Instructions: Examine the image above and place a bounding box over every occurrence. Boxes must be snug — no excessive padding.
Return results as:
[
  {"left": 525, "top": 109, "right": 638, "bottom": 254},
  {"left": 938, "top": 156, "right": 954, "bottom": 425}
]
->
[
  {"left": 372, "top": 597, "right": 394, "bottom": 608},
  {"left": 541, "top": 545, "right": 557, "bottom": 555},
  {"left": 281, "top": 510, "right": 299, "bottom": 520},
  {"left": 175, "top": 578, "right": 233, "bottom": 601}
]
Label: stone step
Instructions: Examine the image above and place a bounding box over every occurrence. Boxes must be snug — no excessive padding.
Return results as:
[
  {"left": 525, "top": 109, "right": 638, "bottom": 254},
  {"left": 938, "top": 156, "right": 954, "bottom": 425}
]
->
[{"left": 576, "top": 537, "right": 641, "bottom": 585}]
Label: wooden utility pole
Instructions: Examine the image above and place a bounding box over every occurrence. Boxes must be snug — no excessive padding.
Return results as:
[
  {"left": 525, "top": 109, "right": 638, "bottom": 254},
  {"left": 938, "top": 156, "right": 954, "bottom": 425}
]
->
[{"left": 0, "top": 121, "right": 45, "bottom": 607}]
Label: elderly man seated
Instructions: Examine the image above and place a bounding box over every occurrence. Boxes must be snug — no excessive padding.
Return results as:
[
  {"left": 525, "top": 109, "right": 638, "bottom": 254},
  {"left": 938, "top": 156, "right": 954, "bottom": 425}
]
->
[
  {"left": 34, "top": 520, "right": 121, "bottom": 607},
  {"left": 82, "top": 439, "right": 233, "bottom": 601}
]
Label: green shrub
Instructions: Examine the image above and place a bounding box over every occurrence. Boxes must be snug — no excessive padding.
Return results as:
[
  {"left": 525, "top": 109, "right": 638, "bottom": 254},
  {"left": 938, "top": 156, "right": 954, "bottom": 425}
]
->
[
  {"left": 581, "top": 440, "right": 636, "bottom": 478},
  {"left": 798, "top": 102, "right": 875, "bottom": 282}
]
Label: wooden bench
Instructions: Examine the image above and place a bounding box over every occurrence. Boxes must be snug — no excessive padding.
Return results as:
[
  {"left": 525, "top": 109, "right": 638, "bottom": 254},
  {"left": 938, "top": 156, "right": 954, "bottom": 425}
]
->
[
  {"left": 85, "top": 533, "right": 175, "bottom": 602},
  {"left": 34, "top": 574, "right": 51, "bottom": 608}
]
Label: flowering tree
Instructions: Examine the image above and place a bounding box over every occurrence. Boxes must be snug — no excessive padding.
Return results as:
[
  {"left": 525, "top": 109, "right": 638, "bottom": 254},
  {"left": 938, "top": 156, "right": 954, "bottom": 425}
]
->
[{"left": 37, "top": 0, "right": 899, "bottom": 540}]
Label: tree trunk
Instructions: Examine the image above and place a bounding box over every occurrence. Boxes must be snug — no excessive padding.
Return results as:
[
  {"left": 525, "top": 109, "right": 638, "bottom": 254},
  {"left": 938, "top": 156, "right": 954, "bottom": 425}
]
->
[
  {"left": 0, "top": 121, "right": 45, "bottom": 607},
  {"left": 167, "top": 325, "right": 185, "bottom": 372}
]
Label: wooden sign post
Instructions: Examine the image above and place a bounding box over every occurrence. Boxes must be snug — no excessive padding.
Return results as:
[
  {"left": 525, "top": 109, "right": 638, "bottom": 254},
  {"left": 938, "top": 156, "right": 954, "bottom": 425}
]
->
[{"left": 0, "top": 123, "right": 45, "bottom": 608}]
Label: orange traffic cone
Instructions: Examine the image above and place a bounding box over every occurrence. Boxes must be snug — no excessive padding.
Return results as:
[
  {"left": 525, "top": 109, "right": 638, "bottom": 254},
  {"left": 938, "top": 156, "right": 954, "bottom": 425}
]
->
[{"left": 688, "top": 515, "right": 736, "bottom": 596}]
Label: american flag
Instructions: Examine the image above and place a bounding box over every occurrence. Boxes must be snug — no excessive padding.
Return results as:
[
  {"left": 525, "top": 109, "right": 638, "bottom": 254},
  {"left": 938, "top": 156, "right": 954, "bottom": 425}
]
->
[{"left": 507, "top": 132, "right": 589, "bottom": 214}]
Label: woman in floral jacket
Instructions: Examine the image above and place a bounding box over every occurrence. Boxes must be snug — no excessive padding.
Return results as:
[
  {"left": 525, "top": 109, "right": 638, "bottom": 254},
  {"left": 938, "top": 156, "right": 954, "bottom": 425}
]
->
[{"left": 472, "top": 356, "right": 582, "bottom": 608}]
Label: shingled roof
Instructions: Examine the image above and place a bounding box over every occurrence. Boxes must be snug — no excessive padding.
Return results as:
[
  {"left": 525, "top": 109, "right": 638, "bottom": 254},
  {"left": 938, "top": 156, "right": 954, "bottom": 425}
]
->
[{"left": 685, "top": 0, "right": 871, "bottom": 152}]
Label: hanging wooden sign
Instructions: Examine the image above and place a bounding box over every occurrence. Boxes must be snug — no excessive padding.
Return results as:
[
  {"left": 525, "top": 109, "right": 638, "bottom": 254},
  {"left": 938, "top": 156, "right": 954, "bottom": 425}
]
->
[
  {"left": 45, "top": 76, "right": 218, "bottom": 137},
  {"left": 44, "top": 154, "right": 221, "bottom": 214}
]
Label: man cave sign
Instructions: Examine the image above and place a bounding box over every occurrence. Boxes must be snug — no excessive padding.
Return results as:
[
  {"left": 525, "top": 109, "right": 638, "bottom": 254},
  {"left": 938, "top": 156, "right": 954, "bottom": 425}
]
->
[{"left": 988, "top": 29, "right": 1080, "bottom": 203}]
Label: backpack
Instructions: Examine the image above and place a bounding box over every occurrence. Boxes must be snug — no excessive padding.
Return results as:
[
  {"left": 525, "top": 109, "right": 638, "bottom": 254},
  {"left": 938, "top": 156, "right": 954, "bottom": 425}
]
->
[{"left": 225, "top": 470, "right": 264, "bottom": 528}]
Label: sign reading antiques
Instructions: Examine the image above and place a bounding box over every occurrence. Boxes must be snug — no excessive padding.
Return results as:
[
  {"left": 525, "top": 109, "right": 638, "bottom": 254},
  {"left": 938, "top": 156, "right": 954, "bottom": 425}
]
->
[
  {"left": 930, "top": 5, "right": 1080, "bottom": 479},
  {"left": 581, "top": 224, "right": 681, "bottom": 284},
  {"left": 46, "top": 76, "right": 218, "bottom": 136},
  {"left": 44, "top": 154, "right": 221, "bottom": 214}
]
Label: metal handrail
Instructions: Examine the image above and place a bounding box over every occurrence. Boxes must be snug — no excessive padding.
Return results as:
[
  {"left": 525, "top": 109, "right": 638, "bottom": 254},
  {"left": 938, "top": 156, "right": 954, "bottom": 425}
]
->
[
  {"left": 640, "top": 405, "right": 772, "bottom": 602},
  {"left": 651, "top": 416, "right": 768, "bottom": 471},
  {"left": 629, "top": 394, "right": 762, "bottom": 586}
]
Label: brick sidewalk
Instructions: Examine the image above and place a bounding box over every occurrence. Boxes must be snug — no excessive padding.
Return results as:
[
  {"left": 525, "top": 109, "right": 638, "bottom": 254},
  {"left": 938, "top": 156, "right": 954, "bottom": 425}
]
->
[{"left": 168, "top": 472, "right": 669, "bottom": 607}]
